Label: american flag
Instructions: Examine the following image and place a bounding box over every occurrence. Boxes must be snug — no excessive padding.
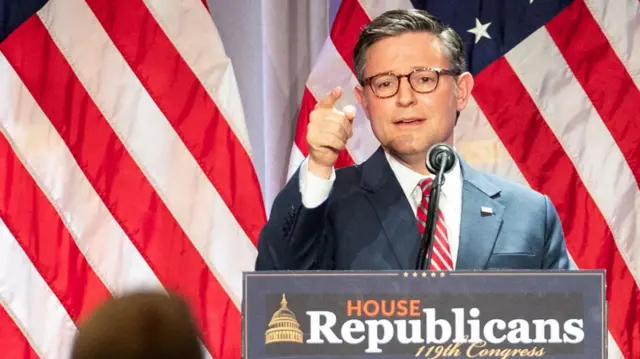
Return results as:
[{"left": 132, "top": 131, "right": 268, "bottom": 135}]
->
[
  {"left": 0, "top": 0, "right": 638, "bottom": 359},
  {"left": 0, "top": 0, "right": 264, "bottom": 358},
  {"left": 289, "top": 1, "right": 639, "bottom": 359}
]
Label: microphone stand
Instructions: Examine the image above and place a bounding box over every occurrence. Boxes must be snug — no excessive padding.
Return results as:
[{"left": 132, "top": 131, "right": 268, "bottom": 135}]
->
[{"left": 414, "top": 159, "right": 447, "bottom": 270}]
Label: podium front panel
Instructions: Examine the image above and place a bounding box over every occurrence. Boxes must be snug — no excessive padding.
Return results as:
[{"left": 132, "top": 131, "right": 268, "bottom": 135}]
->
[{"left": 243, "top": 270, "right": 605, "bottom": 359}]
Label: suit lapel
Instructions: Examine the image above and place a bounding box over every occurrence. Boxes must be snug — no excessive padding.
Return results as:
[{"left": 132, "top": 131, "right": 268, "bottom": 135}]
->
[
  {"left": 359, "top": 148, "right": 421, "bottom": 269},
  {"left": 455, "top": 158, "right": 505, "bottom": 269},
  {"left": 357, "top": 148, "right": 506, "bottom": 270}
]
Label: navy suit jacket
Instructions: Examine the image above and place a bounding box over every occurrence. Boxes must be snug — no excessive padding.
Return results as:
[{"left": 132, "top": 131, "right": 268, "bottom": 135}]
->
[{"left": 255, "top": 147, "right": 573, "bottom": 271}]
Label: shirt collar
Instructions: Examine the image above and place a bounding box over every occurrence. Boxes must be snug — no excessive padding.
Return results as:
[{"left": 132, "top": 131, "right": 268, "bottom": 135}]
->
[{"left": 384, "top": 149, "right": 461, "bottom": 200}]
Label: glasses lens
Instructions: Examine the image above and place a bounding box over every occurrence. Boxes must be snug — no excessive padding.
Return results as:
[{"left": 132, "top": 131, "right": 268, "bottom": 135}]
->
[
  {"left": 371, "top": 74, "right": 399, "bottom": 97},
  {"left": 410, "top": 69, "right": 438, "bottom": 93}
]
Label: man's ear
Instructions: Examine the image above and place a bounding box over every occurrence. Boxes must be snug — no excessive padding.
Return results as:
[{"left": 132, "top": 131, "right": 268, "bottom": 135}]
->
[{"left": 455, "top": 72, "right": 474, "bottom": 112}]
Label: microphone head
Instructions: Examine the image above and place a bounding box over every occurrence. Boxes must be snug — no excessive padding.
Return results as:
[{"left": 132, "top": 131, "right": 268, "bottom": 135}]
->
[{"left": 426, "top": 143, "right": 456, "bottom": 175}]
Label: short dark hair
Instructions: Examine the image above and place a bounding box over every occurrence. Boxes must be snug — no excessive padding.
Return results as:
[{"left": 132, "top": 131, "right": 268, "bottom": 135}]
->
[
  {"left": 353, "top": 9, "right": 466, "bottom": 84},
  {"left": 71, "top": 290, "right": 203, "bottom": 359}
]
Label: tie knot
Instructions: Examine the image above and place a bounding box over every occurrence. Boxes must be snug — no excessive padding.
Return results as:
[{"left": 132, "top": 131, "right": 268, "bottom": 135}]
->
[{"left": 419, "top": 177, "right": 434, "bottom": 197}]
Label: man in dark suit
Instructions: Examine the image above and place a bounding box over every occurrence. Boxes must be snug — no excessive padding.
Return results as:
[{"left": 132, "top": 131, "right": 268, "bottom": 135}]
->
[{"left": 255, "top": 9, "right": 573, "bottom": 271}]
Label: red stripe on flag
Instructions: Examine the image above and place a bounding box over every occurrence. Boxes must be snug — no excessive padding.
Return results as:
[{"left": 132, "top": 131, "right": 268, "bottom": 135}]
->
[
  {"left": 293, "top": 88, "right": 313, "bottom": 156},
  {"left": 0, "top": 128, "right": 111, "bottom": 322},
  {"left": 294, "top": 87, "right": 355, "bottom": 169},
  {"left": 86, "top": 0, "right": 266, "bottom": 245},
  {"left": 473, "top": 57, "right": 639, "bottom": 359},
  {"left": 330, "top": 0, "right": 371, "bottom": 72},
  {"left": 0, "top": 304, "right": 39, "bottom": 359},
  {"left": 0, "top": 17, "right": 240, "bottom": 359},
  {"left": 546, "top": 0, "right": 640, "bottom": 187}
]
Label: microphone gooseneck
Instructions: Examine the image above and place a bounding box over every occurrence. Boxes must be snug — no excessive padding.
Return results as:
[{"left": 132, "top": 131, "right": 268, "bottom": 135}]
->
[{"left": 415, "top": 143, "right": 456, "bottom": 270}]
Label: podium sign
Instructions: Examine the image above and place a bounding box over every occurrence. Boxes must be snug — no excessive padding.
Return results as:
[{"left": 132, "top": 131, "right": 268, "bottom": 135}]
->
[{"left": 243, "top": 270, "right": 605, "bottom": 359}]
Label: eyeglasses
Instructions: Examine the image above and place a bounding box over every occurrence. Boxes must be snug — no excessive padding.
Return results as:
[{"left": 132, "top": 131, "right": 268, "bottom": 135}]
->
[{"left": 363, "top": 67, "right": 460, "bottom": 98}]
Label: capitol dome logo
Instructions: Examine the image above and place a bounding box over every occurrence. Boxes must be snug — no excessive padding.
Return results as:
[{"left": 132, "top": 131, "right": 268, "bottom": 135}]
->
[{"left": 265, "top": 294, "right": 303, "bottom": 344}]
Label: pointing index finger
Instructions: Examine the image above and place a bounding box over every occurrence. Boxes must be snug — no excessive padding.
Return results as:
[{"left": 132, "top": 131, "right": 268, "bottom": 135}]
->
[{"left": 315, "top": 87, "right": 342, "bottom": 109}]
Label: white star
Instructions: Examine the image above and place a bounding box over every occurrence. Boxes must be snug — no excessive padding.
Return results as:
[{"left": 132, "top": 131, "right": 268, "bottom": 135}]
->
[{"left": 467, "top": 18, "right": 492, "bottom": 44}]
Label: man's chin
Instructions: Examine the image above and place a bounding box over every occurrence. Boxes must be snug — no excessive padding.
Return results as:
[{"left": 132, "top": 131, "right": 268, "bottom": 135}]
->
[
  {"left": 384, "top": 144, "right": 429, "bottom": 159},
  {"left": 387, "top": 139, "right": 431, "bottom": 153}
]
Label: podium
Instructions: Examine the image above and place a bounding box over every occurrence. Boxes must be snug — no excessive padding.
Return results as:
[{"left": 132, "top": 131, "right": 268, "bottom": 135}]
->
[{"left": 242, "top": 270, "right": 605, "bottom": 359}]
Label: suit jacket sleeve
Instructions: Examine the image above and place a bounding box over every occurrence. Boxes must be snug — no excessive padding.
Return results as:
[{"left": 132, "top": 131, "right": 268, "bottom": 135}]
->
[
  {"left": 542, "top": 195, "right": 575, "bottom": 269},
  {"left": 254, "top": 168, "right": 335, "bottom": 271}
]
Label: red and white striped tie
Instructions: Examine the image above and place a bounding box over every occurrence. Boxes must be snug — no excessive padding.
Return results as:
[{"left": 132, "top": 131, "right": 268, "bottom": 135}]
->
[{"left": 416, "top": 178, "right": 454, "bottom": 270}]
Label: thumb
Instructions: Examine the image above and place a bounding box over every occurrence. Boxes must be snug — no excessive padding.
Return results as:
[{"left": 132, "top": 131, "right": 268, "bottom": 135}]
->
[
  {"left": 342, "top": 104, "right": 356, "bottom": 122},
  {"left": 315, "top": 87, "right": 342, "bottom": 109}
]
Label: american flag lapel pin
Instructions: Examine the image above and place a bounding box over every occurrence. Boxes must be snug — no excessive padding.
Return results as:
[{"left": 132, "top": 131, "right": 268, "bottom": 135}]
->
[{"left": 481, "top": 206, "right": 493, "bottom": 215}]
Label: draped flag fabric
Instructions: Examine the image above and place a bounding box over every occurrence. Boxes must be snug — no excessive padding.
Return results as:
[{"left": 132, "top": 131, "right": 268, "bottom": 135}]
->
[
  {"left": 0, "top": 0, "right": 265, "bottom": 358},
  {"left": 289, "top": 1, "right": 639, "bottom": 359}
]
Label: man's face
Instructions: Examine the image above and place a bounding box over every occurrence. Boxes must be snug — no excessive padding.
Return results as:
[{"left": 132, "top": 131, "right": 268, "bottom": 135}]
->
[{"left": 355, "top": 31, "right": 473, "bottom": 161}]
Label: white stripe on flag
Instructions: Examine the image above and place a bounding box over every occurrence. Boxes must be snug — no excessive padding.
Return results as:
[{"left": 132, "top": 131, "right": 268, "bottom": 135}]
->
[
  {"left": 0, "top": 217, "right": 77, "bottom": 359},
  {"left": 38, "top": 0, "right": 256, "bottom": 307},
  {"left": 142, "top": 0, "right": 254, "bottom": 154},
  {"left": 359, "top": 0, "right": 413, "bottom": 19},
  {"left": 505, "top": 27, "right": 640, "bottom": 284},
  {"left": 0, "top": 52, "right": 161, "bottom": 295},
  {"left": 608, "top": 332, "right": 625, "bottom": 359},
  {"left": 583, "top": 0, "right": 640, "bottom": 87}
]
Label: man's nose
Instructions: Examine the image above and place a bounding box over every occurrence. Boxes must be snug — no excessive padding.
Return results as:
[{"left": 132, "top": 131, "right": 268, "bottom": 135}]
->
[{"left": 395, "top": 77, "right": 417, "bottom": 107}]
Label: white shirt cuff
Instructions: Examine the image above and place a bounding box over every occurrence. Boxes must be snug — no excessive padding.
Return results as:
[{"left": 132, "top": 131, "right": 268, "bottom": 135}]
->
[{"left": 299, "top": 157, "right": 335, "bottom": 208}]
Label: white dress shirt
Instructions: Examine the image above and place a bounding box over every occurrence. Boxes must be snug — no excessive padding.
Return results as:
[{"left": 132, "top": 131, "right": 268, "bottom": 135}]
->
[{"left": 298, "top": 151, "right": 462, "bottom": 268}]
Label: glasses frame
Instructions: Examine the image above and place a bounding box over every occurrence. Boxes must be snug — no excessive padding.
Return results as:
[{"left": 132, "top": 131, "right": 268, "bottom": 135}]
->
[{"left": 363, "top": 67, "right": 460, "bottom": 98}]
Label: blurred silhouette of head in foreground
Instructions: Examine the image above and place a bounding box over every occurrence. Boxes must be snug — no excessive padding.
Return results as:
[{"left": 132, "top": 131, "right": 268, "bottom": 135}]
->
[{"left": 71, "top": 290, "right": 203, "bottom": 359}]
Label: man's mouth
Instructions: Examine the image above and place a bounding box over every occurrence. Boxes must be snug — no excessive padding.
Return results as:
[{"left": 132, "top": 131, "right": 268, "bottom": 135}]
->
[{"left": 394, "top": 117, "right": 426, "bottom": 125}]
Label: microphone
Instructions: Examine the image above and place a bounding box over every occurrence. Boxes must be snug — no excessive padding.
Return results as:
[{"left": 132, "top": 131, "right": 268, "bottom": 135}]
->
[
  {"left": 426, "top": 143, "right": 457, "bottom": 175},
  {"left": 415, "top": 143, "right": 456, "bottom": 270}
]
